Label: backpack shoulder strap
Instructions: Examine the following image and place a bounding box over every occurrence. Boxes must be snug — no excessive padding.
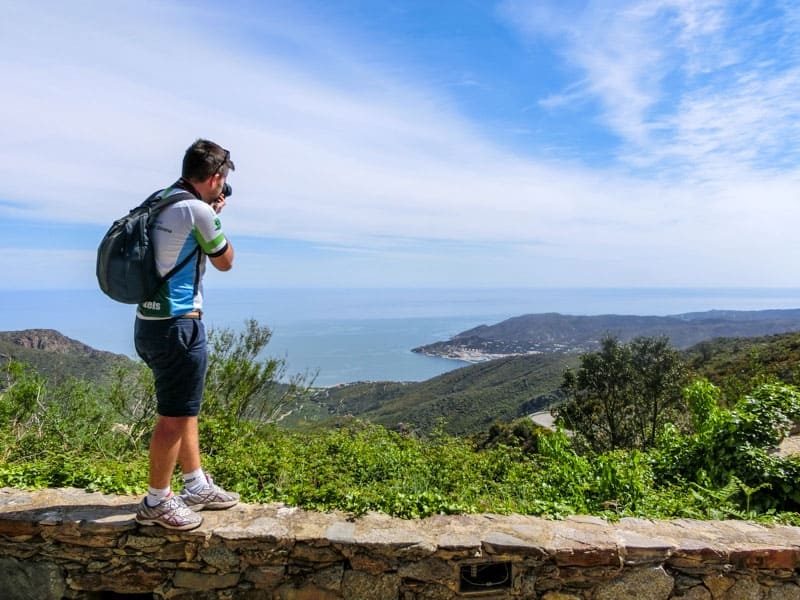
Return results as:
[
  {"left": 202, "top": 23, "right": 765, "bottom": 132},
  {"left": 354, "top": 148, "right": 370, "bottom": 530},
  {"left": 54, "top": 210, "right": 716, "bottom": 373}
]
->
[
  {"left": 146, "top": 187, "right": 196, "bottom": 211},
  {"left": 150, "top": 188, "right": 203, "bottom": 284}
]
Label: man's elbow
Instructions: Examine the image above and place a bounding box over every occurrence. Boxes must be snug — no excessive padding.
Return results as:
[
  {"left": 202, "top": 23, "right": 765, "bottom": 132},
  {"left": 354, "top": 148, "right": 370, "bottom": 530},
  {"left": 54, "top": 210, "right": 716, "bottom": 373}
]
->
[{"left": 210, "top": 245, "right": 234, "bottom": 271}]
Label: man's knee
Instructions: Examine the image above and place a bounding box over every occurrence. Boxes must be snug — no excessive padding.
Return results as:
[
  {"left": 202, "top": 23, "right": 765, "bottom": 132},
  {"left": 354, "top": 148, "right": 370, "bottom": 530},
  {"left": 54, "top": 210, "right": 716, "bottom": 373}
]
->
[{"left": 154, "top": 415, "right": 197, "bottom": 437}]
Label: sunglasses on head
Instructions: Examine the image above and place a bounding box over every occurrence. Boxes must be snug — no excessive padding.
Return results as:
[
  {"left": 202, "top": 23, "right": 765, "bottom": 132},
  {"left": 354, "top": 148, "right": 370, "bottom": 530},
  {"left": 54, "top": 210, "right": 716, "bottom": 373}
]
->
[{"left": 205, "top": 148, "right": 230, "bottom": 175}]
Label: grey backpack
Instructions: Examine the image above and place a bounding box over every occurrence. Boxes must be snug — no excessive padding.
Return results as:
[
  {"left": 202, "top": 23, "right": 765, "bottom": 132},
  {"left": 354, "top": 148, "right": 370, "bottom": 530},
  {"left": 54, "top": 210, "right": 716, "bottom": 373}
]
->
[{"left": 96, "top": 189, "right": 197, "bottom": 304}]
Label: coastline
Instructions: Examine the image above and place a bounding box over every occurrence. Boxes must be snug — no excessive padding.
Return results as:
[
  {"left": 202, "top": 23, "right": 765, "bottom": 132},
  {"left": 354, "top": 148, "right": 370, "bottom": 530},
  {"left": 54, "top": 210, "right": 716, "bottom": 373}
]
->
[
  {"left": 413, "top": 346, "right": 542, "bottom": 364},
  {"left": 5, "top": 287, "right": 800, "bottom": 386}
]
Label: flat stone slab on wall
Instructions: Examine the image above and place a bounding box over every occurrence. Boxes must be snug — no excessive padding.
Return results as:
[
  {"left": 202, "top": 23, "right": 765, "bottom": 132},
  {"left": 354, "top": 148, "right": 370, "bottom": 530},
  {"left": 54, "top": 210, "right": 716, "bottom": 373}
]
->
[{"left": 0, "top": 487, "right": 799, "bottom": 599}]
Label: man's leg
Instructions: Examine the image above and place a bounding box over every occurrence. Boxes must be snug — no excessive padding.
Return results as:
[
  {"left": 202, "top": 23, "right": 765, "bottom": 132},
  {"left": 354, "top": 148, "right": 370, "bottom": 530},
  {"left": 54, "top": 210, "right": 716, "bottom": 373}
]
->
[
  {"left": 149, "top": 415, "right": 199, "bottom": 489},
  {"left": 136, "top": 414, "right": 203, "bottom": 531},
  {"left": 177, "top": 416, "right": 202, "bottom": 474}
]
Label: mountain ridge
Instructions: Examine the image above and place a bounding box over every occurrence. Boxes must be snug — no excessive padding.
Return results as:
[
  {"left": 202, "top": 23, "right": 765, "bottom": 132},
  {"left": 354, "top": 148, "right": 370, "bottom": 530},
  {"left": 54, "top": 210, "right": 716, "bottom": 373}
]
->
[
  {"left": 412, "top": 308, "right": 800, "bottom": 361},
  {"left": 6, "top": 317, "right": 800, "bottom": 437}
]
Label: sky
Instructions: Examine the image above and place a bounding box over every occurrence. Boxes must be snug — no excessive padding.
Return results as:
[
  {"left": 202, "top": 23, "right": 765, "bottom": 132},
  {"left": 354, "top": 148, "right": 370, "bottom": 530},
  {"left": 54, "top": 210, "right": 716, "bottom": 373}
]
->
[{"left": 3, "top": 0, "right": 800, "bottom": 290}]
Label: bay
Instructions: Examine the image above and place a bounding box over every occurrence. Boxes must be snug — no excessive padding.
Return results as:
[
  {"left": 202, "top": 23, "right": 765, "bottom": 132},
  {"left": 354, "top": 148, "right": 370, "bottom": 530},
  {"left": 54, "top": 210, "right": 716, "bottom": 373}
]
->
[{"left": 2, "top": 287, "right": 799, "bottom": 386}]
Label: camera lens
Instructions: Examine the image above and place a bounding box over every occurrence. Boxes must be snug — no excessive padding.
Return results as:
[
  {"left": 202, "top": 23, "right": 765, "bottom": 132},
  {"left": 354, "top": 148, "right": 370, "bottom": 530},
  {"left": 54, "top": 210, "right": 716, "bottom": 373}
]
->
[{"left": 222, "top": 183, "right": 232, "bottom": 197}]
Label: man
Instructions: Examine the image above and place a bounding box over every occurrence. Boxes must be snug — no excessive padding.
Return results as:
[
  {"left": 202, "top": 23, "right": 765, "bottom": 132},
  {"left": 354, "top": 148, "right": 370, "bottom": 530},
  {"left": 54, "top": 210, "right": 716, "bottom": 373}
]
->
[{"left": 133, "top": 139, "right": 239, "bottom": 530}]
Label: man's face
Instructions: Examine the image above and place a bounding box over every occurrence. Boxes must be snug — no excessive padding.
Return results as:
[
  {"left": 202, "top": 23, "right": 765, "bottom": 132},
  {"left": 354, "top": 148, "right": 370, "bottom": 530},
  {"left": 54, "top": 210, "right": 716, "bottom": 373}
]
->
[
  {"left": 201, "top": 171, "right": 227, "bottom": 203},
  {"left": 211, "top": 171, "right": 227, "bottom": 198}
]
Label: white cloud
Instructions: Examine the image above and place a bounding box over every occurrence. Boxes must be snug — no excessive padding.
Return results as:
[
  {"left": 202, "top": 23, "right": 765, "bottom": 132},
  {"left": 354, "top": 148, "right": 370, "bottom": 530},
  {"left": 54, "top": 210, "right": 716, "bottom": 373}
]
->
[
  {"left": 500, "top": 0, "right": 800, "bottom": 179},
  {"left": 2, "top": 1, "right": 800, "bottom": 289}
]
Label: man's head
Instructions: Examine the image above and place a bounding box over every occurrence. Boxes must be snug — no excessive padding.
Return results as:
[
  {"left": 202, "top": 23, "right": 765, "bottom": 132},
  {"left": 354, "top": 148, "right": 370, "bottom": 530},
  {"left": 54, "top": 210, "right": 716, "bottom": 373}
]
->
[{"left": 182, "top": 139, "right": 235, "bottom": 202}]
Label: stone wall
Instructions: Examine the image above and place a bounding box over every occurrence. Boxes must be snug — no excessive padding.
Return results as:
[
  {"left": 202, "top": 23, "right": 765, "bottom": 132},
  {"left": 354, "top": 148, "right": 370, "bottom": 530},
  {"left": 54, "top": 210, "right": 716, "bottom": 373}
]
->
[{"left": 0, "top": 488, "right": 799, "bottom": 599}]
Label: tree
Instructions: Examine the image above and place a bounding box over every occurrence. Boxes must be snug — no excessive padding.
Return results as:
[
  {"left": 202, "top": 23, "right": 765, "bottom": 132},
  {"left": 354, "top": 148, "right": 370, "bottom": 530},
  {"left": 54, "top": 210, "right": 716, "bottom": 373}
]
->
[
  {"left": 203, "top": 319, "right": 312, "bottom": 427},
  {"left": 556, "top": 335, "right": 688, "bottom": 453}
]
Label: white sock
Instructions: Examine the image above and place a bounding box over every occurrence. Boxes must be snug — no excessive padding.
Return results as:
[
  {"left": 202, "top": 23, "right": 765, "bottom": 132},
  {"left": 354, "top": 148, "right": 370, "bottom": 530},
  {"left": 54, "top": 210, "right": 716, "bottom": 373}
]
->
[
  {"left": 183, "top": 468, "right": 207, "bottom": 493},
  {"left": 146, "top": 486, "right": 171, "bottom": 507}
]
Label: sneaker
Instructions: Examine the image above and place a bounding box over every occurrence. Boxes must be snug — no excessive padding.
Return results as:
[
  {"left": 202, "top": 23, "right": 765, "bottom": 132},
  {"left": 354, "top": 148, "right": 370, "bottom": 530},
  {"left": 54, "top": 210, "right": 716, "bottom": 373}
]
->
[
  {"left": 179, "top": 475, "right": 239, "bottom": 511},
  {"left": 135, "top": 494, "right": 203, "bottom": 531}
]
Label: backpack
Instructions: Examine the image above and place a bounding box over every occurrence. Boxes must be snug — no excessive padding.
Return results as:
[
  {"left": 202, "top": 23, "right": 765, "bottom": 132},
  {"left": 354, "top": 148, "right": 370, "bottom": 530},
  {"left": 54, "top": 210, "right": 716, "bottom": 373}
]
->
[{"left": 96, "top": 189, "right": 198, "bottom": 304}]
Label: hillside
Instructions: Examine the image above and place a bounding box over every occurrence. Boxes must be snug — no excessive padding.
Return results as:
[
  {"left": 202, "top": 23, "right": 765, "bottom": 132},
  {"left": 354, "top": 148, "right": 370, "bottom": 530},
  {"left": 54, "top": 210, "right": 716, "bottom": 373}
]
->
[
  {"left": 294, "top": 352, "right": 576, "bottom": 435},
  {"left": 4, "top": 326, "right": 800, "bottom": 437},
  {"left": 0, "top": 329, "right": 133, "bottom": 385},
  {"left": 304, "top": 329, "right": 800, "bottom": 435},
  {"left": 682, "top": 330, "right": 800, "bottom": 401},
  {"left": 412, "top": 309, "right": 800, "bottom": 360}
]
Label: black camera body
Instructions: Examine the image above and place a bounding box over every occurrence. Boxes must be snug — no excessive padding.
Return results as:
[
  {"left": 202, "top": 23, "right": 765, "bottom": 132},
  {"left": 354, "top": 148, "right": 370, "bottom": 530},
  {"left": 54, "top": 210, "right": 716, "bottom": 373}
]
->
[{"left": 222, "top": 183, "right": 233, "bottom": 197}]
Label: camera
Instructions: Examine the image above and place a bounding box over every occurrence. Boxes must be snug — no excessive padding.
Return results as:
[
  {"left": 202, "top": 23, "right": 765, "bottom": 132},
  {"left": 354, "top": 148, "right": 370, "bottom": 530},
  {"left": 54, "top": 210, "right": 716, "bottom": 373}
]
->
[{"left": 222, "top": 183, "right": 233, "bottom": 197}]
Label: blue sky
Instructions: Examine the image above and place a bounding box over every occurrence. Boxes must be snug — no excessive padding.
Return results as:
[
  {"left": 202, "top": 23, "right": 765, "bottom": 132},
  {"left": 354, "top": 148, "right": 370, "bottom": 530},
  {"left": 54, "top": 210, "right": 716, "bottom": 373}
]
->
[{"left": 3, "top": 0, "right": 800, "bottom": 290}]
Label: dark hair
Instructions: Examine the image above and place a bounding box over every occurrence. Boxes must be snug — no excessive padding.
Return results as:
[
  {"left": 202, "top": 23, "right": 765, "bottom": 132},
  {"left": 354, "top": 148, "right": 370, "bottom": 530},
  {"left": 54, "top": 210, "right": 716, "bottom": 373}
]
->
[{"left": 182, "top": 139, "right": 235, "bottom": 181}]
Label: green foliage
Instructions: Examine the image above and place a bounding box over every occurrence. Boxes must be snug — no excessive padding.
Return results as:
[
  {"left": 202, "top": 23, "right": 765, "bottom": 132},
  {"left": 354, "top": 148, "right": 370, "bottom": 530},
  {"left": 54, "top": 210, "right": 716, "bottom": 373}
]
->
[
  {"left": 204, "top": 319, "right": 310, "bottom": 427},
  {"left": 557, "top": 335, "right": 690, "bottom": 453},
  {"left": 0, "top": 361, "right": 44, "bottom": 432},
  {"left": 685, "top": 379, "right": 720, "bottom": 433},
  {"left": 305, "top": 353, "right": 577, "bottom": 436},
  {"left": 1, "top": 322, "right": 799, "bottom": 524},
  {"left": 683, "top": 331, "right": 800, "bottom": 404},
  {"left": 655, "top": 380, "right": 800, "bottom": 514},
  {"left": 476, "top": 418, "right": 550, "bottom": 455},
  {"left": 105, "top": 362, "right": 157, "bottom": 450}
]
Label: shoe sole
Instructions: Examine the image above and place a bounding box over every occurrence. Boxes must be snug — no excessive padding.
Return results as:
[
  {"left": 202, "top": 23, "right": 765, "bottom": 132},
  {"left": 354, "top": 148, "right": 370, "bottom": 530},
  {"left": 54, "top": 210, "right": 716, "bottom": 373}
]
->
[
  {"left": 186, "top": 499, "right": 239, "bottom": 512},
  {"left": 135, "top": 516, "right": 203, "bottom": 531}
]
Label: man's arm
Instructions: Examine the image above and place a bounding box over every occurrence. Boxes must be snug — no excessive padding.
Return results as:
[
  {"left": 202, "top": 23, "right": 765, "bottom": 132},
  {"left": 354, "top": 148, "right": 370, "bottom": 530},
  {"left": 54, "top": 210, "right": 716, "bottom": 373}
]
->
[{"left": 209, "top": 242, "right": 234, "bottom": 271}]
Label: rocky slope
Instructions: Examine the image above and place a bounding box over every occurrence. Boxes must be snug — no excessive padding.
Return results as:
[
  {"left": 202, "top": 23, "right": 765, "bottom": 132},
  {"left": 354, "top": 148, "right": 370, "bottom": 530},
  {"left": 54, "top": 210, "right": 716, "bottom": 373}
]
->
[{"left": 0, "top": 329, "right": 133, "bottom": 384}]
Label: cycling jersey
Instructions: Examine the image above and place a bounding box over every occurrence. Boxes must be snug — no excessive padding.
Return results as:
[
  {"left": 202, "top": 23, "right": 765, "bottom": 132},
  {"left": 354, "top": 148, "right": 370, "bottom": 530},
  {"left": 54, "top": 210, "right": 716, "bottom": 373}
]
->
[{"left": 136, "top": 187, "right": 228, "bottom": 319}]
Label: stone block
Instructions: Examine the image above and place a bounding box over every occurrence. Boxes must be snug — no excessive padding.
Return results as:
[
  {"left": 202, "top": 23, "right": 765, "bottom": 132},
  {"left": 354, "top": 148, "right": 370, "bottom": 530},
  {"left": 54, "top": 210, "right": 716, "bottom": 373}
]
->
[
  {"left": 541, "top": 592, "right": 582, "bottom": 600},
  {"left": 483, "top": 530, "right": 546, "bottom": 557},
  {"left": 245, "top": 564, "right": 285, "bottom": 588},
  {"left": 274, "top": 583, "right": 340, "bottom": 600},
  {"left": 173, "top": 569, "right": 240, "bottom": 590},
  {"left": 291, "top": 541, "right": 344, "bottom": 563},
  {"left": 681, "top": 585, "right": 712, "bottom": 600},
  {"left": 725, "top": 577, "right": 765, "bottom": 600},
  {"left": 325, "top": 521, "right": 356, "bottom": 544},
  {"left": 615, "top": 528, "right": 676, "bottom": 565},
  {"left": 199, "top": 544, "right": 240, "bottom": 571},
  {"left": 48, "top": 533, "right": 119, "bottom": 548},
  {"left": 348, "top": 551, "right": 394, "bottom": 575},
  {"left": 309, "top": 563, "right": 344, "bottom": 591},
  {"left": 553, "top": 546, "right": 620, "bottom": 567},
  {"left": 0, "top": 517, "right": 41, "bottom": 537},
  {"left": 123, "top": 534, "right": 166, "bottom": 551},
  {"left": 730, "top": 547, "right": 800, "bottom": 570},
  {"left": 216, "top": 515, "right": 291, "bottom": 541},
  {"left": 68, "top": 563, "right": 168, "bottom": 593},
  {"left": 766, "top": 584, "right": 800, "bottom": 600},
  {"left": 0, "top": 557, "right": 65, "bottom": 600},
  {"left": 153, "top": 541, "right": 191, "bottom": 561},
  {"left": 703, "top": 572, "right": 735, "bottom": 598},
  {"left": 343, "top": 570, "right": 402, "bottom": 600},
  {"left": 594, "top": 565, "right": 674, "bottom": 600},
  {"left": 398, "top": 557, "right": 454, "bottom": 586}
]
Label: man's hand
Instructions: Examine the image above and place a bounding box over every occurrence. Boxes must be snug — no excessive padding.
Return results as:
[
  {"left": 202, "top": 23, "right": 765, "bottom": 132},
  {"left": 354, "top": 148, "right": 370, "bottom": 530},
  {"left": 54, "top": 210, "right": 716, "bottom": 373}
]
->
[{"left": 211, "top": 195, "right": 227, "bottom": 214}]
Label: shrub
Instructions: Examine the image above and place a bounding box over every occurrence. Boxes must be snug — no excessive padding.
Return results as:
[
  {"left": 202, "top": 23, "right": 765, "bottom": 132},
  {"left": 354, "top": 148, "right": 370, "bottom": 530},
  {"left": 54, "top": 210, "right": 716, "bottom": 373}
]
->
[{"left": 655, "top": 380, "right": 800, "bottom": 514}]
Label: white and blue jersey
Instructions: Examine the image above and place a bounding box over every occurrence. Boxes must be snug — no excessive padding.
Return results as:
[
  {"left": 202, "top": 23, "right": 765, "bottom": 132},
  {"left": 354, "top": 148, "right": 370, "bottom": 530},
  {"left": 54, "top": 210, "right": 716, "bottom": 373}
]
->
[{"left": 136, "top": 187, "right": 228, "bottom": 319}]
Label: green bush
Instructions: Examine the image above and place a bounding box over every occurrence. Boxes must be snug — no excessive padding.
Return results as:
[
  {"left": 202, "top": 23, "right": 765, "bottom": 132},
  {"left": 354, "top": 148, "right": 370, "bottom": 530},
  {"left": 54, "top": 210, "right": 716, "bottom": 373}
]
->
[{"left": 654, "top": 379, "right": 800, "bottom": 515}]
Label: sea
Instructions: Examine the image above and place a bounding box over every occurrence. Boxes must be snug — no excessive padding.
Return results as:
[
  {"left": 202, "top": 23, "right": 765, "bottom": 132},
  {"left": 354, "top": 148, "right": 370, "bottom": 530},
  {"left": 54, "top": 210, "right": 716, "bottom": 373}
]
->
[{"left": 3, "top": 287, "right": 800, "bottom": 387}]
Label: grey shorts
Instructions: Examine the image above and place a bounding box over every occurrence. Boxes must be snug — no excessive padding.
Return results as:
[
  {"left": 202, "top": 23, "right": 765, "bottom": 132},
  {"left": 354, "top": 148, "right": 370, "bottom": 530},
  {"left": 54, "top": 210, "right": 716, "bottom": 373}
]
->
[{"left": 134, "top": 317, "right": 208, "bottom": 417}]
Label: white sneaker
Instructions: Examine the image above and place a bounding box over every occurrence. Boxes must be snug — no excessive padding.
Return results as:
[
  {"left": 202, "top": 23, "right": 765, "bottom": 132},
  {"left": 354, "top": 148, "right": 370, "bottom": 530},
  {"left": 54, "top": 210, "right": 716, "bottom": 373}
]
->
[{"left": 179, "top": 475, "right": 239, "bottom": 511}]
